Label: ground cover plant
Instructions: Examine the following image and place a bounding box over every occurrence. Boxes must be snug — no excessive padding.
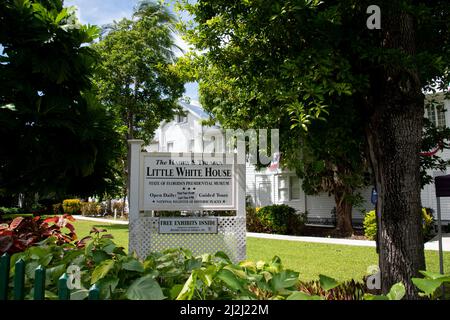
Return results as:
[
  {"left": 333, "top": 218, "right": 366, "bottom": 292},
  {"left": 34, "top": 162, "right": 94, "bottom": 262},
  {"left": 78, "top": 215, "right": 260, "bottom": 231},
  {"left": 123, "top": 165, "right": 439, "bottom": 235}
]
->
[
  {"left": 71, "top": 219, "right": 450, "bottom": 282},
  {"left": 0, "top": 215, "right": 76, "bottom": 254},
  {"left": 4, "top": 228, "right": 411, "bottom": 300}
]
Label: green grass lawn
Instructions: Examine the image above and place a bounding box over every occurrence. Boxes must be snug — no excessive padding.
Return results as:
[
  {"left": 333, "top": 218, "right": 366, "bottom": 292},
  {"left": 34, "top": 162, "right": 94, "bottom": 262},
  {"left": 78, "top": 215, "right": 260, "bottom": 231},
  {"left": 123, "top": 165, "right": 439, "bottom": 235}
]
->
[{"left": 72, "top": 219, "right": 450, "bottom": 281}]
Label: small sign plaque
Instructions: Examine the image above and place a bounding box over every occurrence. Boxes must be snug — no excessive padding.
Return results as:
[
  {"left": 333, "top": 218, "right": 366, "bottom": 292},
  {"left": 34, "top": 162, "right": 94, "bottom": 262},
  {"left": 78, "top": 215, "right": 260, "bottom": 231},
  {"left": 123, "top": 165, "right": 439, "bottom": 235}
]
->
[{"left": 158, "top": 217, "right": 218, "bottom": 234}]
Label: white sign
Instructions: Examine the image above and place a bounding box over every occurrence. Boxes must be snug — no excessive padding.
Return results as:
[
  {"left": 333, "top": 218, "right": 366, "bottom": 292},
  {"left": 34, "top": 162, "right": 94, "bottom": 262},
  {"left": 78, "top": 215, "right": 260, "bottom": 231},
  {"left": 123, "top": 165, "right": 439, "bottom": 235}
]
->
[
  {"left": 128, "top": 141, "right": 246, "bottom": 262},
  {"left": 140, "top": 153, "right": 236, "bottom": 211},
  {"left": 159, "top": 217, "right": 218, "bottom": 234}
]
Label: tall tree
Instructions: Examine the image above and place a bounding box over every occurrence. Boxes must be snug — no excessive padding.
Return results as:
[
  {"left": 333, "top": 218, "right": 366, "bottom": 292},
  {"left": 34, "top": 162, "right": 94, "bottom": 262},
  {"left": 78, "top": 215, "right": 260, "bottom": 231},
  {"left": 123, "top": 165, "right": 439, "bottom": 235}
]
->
[
  {"left": 194, "top": 59, "right": 370, "bottom": 235},
  {"left": 0, "top": 0, "right": 122, "bottom": 203},
  {"left": 179, "top": 0, "right": 450, "bottom": 298},
  {"left": 92, "top": 1, "right": 186, "bottom": 202},
  {"left": 93, "top": 1, "right": 185, "bottom": 143},
  {"left": 290, "top": 100, "right": 371, "bottom": 236}
]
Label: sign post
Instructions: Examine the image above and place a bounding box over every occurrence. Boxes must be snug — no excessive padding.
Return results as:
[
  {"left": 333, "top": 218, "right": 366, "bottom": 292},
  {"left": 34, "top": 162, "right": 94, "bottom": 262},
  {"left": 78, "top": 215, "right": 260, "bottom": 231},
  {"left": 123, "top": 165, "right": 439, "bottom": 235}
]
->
[
  {"left": 128, "top": 140, "right": 246, "bottom": 261},
  {"left": 128, "top": 139, "right": 144, "bottom": 254},
  {"left": 434, "top": 174, "right": 448, "bottom": 298}
]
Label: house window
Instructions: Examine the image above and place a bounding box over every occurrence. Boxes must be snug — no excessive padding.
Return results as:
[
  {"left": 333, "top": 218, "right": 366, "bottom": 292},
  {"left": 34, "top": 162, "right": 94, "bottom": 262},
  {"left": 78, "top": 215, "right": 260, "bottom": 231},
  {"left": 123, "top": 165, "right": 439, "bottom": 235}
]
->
[
  {"left": 176, "top": 114, "right": 187, "bottom": 123},
  {"left": 211, "top": 136, "right": 216, "bottom": 153},
  {"left": 278, "top": 175, "right": 301, "bottom": 202},
  {"left": 278, "top": 176, "right": 289, "bottom": 202},
  {"left": 167, "top": 142, "right": 174, "bottom": 152},
  {"left": 426, "top": 103, "right": 446, "bottom": 128},
  {"left": 290, "top": 176, "right": 301, "bottom": 200}
]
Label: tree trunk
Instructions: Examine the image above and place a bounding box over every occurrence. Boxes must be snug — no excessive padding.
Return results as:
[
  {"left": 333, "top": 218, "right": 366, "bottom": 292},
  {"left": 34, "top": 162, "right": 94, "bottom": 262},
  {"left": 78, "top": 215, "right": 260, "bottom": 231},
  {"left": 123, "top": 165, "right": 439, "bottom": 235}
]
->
[
  {"left": 334, "top": 189, "right": 353, "bottom": 237},
  {"left": 365, "top": 7, "right": 425, "bottom": 299}
]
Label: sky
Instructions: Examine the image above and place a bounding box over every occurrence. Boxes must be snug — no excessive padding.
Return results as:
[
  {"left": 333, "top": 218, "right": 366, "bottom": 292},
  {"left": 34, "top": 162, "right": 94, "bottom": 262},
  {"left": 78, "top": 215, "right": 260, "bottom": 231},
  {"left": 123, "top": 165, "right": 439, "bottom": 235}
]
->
[{"left": 65, "top": 0, "right": 199, "bottom": 102}]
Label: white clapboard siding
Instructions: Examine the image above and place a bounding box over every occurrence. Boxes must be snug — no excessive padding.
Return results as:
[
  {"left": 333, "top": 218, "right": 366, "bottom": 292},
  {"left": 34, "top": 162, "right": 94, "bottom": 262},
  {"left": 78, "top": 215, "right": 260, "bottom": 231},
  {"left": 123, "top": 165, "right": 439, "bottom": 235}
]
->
[
  {"left": 150, "top": 98, "right": 450, "bottom": 226},
  {"left": 245, "top": 162, "right": 258, "bottom": 206},
  {"left": 305, "top": 193, "right": 336, "bottom": 220}
]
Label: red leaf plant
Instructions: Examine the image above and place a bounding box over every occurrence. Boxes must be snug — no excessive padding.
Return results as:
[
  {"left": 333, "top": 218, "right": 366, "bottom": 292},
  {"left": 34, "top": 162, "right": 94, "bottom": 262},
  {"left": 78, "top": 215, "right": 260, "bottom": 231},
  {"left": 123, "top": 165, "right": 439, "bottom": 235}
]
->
[{"left": 0, "top": 214, "right": 78, "bottom": 254}]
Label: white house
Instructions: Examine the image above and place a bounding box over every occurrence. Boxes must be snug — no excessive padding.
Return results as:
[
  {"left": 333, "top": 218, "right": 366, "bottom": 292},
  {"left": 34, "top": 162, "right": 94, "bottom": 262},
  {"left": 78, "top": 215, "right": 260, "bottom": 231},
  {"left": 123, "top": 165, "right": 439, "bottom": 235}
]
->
[
  {"left": 148, "top": 98, "right": 450, "bottom": 226},
  {"left": 420, "top": 94, "right": 450, "bottom": 223}
]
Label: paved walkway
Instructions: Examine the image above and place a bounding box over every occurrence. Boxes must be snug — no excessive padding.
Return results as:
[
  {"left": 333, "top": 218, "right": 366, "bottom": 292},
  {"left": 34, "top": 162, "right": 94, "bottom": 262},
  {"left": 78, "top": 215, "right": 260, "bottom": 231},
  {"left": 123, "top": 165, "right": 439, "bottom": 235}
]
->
[
  {"left": 247, "top": 232, "right": 450, "bottom": 252},
  {"left": 74, "top": 215, "right": 129, "bottom": 225},
  {"left": 246, "top": 232, "right": 376, "bottom": 247},
  {"left": 425, "top": 233, "right": 450, "bottom": 252},
  {"left": 74, "top": 216, "right": 450, "bottom": 251}
]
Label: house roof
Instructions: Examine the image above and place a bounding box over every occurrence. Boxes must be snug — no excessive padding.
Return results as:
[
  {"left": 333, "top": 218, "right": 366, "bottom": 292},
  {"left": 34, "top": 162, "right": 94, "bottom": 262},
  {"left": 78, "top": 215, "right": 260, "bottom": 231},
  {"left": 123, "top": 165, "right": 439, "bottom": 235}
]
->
[{"left": 179, "top": 101, "right": 210, "bottom": 120}]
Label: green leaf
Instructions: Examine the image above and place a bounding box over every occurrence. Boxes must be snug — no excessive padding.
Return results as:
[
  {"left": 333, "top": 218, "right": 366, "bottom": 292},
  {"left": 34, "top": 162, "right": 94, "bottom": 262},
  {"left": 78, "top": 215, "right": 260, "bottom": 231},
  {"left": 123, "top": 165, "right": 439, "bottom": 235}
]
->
[
  {"left": 126, "top": 274, "right": 166, "bottom": 300},
  {"left": 176, "top": 271, "right": 197, "bottom": 300},
  {"left": 70, "top": 289, "right": 89, "bottom": 300},
  {"left": 239, "top": 260, "right": 256, "bottom": 271},
  {"left": 157, "top": 260, "right": 175, "bottom": 269},
  {"left": 214, "top": 251, "right": 232, "bottom": 264},
  {"left": 39, "top": 253, "right": 53, "bottom": 267},
  {"left": 96, "top": 277, "right": 119, "bottom": 299},
  {"left": 46, "top": 264, "right": 67, "bottom": 283},
  {"left": 224, "top": 265, "right": 248, "bottom": 279},
  {"left": 0, "top": 104, "right": 16, "bottom": 111},
  {"left": 270, "top": 270, "right": 299, "bottom": 292},
  {"left": 85, "top": 241, "right": 95, "bottom": 256},
  {"left": 92, "top": 250, "right": 110, "bottom": 264},
  {"left": 91, "top": 259, "right": 115, "bottom": 284},
  {"left": 386, "top": 282, "right": 406, "bottom": 300},
  {"left": 186, "top": 257, "right": 202, "bottom": 271},
  {"left": 412, "top": 278, "right": 444, "bottom": 296},
  {"left": 25, "top": 261, "right": 40, "bottom": 279},
  {"left": 287, "top": 292, "right": 322, "bottom": 300},
  {"left": 319, "top": 274, "right": 340, "bottom": 291},
  {"left": 363, "top": 293, "right": 389, "bottom": 300},
  {"left": 419, "top": 270, "right": 450, "bottom": 281},
  {"left": 122, "top": 259, "right": 144, "bottom": 273},
  {"left": 103, "top": 243, "right": 116, "bottom": 254},
  {"left": 55, "top": 8, "right": 68, "bottom": 24},
  {"left": 217, "top": 269, "right": 245, "bottom": 291},
  {"left": 169, "top": 284, "right": 184, "bottom": 299},
  {"left": 197, "top": 265, "right": 216, "bottom": 287},
  {"left": 29, "top": 246, "right": 48, "bottom": 260},
  {"left": 44, "top": 290, "right": 59, "bottom": 300}
]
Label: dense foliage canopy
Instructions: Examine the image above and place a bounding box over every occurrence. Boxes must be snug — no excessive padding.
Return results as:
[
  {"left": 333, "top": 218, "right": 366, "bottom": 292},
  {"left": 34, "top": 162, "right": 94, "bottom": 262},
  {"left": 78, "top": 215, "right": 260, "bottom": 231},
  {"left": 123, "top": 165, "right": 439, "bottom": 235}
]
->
[{"left": 0, "top": 0, "right": 122, "bottom": 201}]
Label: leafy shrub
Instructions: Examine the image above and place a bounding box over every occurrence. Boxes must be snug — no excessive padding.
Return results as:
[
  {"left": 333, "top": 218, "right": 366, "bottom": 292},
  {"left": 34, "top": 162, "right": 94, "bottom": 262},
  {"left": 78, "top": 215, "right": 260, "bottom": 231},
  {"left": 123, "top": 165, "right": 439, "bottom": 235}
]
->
[
  {"left": 363, "top": 208, "right": 435, "bottom": 241},
  {"left": 256, "top": 204, "right": 306, "bottom": 235},
  {"left": 246, "top": 207, "right": 267, "bottom": 233},
  {"left": 62, "top": 199, "right": 81, "bottom": 215},
  {"left": 0, "top": 215, "right": 77, "bottom": 254},
  {"left": 80, "top": 202, "right": 102, "bottom": 216},
  {"left": 422, "top": 208, "right": 436, "bottom": 241},
  {"left": 111, "top": 200, "right": 126, "bottom": 215},
  {"left": 52, "top": 203, "right": 63, "bottom": 215},
  {"left": 363, "top": 210, "right": 377, "bottom": 240},
  {"left": 0, "top": 207, "right": 22, "bottom": 216}
]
